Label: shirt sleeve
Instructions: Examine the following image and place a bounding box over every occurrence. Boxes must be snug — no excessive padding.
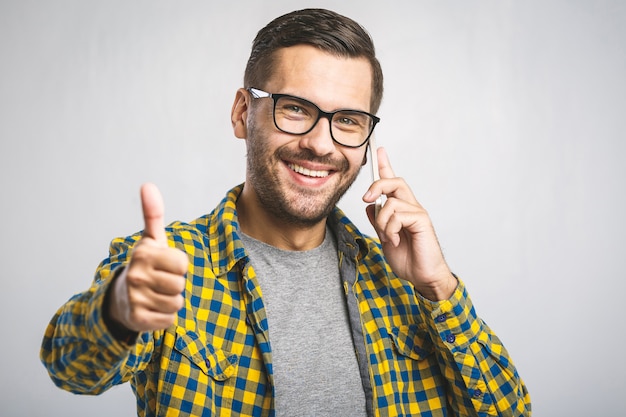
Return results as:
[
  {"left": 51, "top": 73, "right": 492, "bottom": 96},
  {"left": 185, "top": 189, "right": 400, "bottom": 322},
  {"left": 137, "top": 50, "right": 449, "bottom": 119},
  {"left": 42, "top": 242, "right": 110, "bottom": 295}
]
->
[
  {"left": 418, "top": 279, "right": 532, "bottom": 416},
  {"left": 39, "top": 234, "right": 156, "bottom": 395}
]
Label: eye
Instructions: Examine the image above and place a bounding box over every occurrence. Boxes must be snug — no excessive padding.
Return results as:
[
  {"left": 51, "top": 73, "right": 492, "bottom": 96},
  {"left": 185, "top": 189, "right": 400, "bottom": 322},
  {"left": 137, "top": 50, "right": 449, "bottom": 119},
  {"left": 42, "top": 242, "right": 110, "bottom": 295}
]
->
[
  {"left": 277, "top": 97, "right": 315, "bottom": 119},
  {"left": 337, "top": 116, "right": 357, "bottom": 126},
  {"left": 335, "top": 112, "right": 369, "bottom": 130},
  {"left": 284, "top": 104, "right": 304, "bottom": 114}
]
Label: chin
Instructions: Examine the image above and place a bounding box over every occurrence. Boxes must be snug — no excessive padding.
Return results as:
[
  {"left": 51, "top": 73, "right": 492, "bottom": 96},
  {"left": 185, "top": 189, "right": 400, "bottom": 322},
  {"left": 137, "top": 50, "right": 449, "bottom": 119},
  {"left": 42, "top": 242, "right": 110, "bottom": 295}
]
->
[{"left": 268, "top": 190, "right": 337, "bottom": 226}]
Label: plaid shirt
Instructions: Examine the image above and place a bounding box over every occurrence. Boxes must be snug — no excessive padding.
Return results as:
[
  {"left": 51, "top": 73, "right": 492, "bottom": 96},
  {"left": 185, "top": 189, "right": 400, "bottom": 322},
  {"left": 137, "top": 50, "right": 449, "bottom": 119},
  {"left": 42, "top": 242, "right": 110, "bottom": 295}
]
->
[{"left": 41, "top": 185, "right": 531, "bottom": 416}]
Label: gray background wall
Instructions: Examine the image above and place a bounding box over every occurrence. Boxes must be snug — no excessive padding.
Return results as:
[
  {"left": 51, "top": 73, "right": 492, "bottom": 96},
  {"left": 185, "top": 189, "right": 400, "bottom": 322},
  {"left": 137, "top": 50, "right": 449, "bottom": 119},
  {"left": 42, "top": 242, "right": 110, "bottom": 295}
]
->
[{"left": 1, "top": 1, "right": 624, "bottom": 415}]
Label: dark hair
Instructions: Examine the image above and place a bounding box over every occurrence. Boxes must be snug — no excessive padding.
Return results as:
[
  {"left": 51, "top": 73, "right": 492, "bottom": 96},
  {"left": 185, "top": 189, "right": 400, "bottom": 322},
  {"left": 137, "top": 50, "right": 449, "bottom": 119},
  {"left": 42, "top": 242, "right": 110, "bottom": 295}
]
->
[{"left": 244, "top": 8, "right": 384, "bottom": 113}]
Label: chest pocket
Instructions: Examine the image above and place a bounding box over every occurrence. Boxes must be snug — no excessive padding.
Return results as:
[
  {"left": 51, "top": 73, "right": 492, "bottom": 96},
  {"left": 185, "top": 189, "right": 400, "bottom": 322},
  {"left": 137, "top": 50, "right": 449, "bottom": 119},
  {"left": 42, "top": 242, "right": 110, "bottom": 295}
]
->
[
  {"left": 156, "top": 329, "right": 240, "bottom": 416},
  {"left": 383, "top": 324, "right": 451, "bottom": 415},
  {"left": 389, "top": 324, "right": 434, "bottom": 360},
  {"left": 173, "top": 329, "right": 239, "bottom": 381}
]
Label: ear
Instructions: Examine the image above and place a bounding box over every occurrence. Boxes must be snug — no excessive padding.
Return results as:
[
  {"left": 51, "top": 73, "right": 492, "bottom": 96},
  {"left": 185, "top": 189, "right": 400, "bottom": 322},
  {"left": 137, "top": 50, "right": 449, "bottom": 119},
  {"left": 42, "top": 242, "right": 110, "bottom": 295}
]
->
[{"left": 231, "top": 88, "right": 250, "bottom": 139}]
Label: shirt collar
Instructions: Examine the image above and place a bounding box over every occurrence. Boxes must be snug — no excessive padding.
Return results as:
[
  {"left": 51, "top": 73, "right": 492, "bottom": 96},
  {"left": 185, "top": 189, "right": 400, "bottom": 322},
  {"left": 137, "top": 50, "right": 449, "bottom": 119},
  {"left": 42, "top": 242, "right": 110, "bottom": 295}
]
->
[{"left": 206, "top": 184, "right": 372, "bottom": 276}]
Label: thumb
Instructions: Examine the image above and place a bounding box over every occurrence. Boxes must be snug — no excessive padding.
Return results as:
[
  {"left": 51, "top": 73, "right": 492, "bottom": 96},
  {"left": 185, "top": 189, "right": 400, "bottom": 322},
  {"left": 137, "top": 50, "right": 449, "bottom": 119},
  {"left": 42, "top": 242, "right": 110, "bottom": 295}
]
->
[{"left": 140, "top": 183, "right": 167, "bottom": 244}]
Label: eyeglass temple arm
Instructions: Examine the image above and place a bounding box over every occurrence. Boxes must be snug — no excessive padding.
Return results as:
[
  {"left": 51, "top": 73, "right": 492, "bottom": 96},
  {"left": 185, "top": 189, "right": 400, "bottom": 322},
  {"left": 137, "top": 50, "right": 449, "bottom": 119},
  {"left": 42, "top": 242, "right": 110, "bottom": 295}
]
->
[{"left": 247, "top": 87, "right": 270, "bottom": 99}]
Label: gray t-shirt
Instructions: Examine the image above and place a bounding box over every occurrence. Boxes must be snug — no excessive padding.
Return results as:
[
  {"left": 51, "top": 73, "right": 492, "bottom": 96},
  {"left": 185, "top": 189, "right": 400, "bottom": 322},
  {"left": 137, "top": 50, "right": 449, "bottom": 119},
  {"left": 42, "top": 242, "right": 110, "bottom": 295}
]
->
[{"left": 240, "top": 229, "right": 367, "bottom": 416}]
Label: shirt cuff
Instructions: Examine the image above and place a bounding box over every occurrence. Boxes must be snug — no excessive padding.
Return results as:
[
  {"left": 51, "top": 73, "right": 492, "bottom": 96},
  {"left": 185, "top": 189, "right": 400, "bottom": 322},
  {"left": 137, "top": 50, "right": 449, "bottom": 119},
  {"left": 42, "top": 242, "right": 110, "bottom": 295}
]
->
[
  {"left": 418, "top": 278, "right": 483, "bottom": 352},
  {"left": 85, "top": 267, "right": 138, "bottom": 356}
]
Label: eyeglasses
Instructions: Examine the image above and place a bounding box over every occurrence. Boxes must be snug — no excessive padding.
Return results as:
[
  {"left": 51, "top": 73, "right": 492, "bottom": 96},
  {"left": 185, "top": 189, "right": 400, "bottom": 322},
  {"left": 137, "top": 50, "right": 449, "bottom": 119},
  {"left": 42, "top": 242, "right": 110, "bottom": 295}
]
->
[{"left": 247, "top": 87, "right": 380, "bottom": 148}]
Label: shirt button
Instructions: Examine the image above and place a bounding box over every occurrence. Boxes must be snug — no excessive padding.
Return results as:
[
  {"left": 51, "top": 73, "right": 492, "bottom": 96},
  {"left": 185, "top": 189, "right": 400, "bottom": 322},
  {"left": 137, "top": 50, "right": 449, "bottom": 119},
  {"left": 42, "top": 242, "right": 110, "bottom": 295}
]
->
[
  {"left": 435, "top": 313, "right": 447, "bottom": 323},
  {"left": 446, "top": 334, "right": 456, "bottom": 343},
  {"left": 245, "top": 316, "right": 251, "bottom": 325},
  {"left": 473, "top": 389, "right": 482, "bottom": 398}
]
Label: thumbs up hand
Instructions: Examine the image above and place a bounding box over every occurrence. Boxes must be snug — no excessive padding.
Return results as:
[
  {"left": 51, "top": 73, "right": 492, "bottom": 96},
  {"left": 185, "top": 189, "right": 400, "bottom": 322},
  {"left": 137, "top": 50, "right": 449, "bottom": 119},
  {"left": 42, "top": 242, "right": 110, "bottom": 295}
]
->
[{"left": 107, "top": 184, "right": 188, "bottom": 333}]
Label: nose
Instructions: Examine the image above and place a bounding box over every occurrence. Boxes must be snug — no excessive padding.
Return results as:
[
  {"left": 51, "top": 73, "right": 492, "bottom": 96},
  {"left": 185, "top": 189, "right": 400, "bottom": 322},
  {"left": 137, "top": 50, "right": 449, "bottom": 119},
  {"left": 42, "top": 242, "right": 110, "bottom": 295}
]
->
[{"left": 298, "top": 116, "right": 336, "bottom": 156}]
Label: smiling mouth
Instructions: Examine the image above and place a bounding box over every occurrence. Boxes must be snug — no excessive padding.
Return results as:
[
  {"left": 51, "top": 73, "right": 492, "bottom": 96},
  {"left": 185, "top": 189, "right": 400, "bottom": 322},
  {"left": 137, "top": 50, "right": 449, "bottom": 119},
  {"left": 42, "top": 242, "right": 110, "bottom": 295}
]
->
[{"left": 287, "top": 163, "right": 331, "bottom": 178}]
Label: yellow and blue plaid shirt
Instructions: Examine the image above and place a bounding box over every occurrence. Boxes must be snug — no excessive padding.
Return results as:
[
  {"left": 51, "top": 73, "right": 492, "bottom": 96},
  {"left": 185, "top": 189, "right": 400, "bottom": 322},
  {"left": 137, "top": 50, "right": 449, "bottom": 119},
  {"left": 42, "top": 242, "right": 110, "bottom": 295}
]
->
[{"left": 41, "top": 185, "right": 531, "bottom": 416}]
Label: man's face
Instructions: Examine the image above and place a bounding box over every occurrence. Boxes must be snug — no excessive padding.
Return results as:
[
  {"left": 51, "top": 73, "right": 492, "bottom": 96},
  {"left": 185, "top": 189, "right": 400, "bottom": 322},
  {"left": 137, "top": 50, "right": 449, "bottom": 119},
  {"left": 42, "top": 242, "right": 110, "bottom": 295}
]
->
[{"left": 244, "top": 45, "right": 374, "bottom": 227}]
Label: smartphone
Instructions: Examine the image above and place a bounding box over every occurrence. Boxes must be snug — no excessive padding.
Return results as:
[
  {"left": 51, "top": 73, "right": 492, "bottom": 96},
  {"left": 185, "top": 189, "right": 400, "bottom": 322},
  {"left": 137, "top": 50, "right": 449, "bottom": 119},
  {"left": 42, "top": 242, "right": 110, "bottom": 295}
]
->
[{"left": 368, "top": 134, "right": 384, "bottom": 216}]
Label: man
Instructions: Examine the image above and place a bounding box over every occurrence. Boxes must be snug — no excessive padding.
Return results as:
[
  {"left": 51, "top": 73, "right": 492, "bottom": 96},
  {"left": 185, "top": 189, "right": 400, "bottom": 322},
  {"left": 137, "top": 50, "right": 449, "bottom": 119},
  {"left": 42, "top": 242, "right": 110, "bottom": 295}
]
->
[{"left": 41, "top": 8, "right": 531, "bottom": 417}]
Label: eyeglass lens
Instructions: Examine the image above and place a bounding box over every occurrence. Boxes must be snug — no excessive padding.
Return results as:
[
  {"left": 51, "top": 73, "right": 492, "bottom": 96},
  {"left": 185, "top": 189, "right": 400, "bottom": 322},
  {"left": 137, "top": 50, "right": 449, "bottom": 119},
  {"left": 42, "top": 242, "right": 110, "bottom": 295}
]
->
[{"left": 274, "top": 96, "right": 374, "bottom": 147}]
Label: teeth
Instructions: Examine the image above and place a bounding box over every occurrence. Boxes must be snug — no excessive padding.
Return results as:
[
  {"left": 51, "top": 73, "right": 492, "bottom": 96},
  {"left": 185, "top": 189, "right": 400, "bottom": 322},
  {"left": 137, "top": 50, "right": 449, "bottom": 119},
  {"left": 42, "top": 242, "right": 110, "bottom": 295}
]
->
[{"left": 288, "top": 163, "right": 330, "bottom": 178}]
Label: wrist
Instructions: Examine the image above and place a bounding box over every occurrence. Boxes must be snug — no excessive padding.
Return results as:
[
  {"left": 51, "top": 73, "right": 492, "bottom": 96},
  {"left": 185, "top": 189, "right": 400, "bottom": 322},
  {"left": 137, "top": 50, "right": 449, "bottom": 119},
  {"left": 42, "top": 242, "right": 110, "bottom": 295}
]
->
[
  {"left": 102, "top": 267, "right": 138, "bottom": 344},
  {"left": 414, "top": 272, "right": 458, "bottom": 301}
]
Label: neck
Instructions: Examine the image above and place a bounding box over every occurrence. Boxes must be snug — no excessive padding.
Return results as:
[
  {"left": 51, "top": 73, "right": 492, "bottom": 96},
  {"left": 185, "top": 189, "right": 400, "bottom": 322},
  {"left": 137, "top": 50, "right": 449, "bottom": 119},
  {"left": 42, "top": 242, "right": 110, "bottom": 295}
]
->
[{"left": 236, "top": 185, "right": 328, "bottom": 251}]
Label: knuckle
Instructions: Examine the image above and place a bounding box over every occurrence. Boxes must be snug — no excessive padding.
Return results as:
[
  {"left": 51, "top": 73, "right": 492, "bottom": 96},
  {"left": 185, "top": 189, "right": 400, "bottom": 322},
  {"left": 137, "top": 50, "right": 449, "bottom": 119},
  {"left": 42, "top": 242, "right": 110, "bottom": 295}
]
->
[
  {"left": 127, "top": 309, "right": 146, "bottom": 328},
  {"left": 126, "top": 291, "right": 143, "bottom": 310},
  {"left": 175, "top": 275, "right": 187, "bottom": 292},
  {"left": 129, "top": 249, "right": 154, "bottom": 272},
  {"left": 131, "top": 243, "right": 151, "bottom": 261},
  {"left": 164, "top": 294, "right": 184, "bottom": 313},
  {"left": 155, "top": 313, "right": 176, "bottom": 330},
  {"left": 175, "top": 294, "right": 185, "bottom": 310},
  {"left": 174, "top": 250, "right": 189, "bottom": 273},
  {"left": 125, "top": 269, "right": 147, "bottom": 287},
  {"left": 165, "top": 313, "right": 178, "bottom": 328}
]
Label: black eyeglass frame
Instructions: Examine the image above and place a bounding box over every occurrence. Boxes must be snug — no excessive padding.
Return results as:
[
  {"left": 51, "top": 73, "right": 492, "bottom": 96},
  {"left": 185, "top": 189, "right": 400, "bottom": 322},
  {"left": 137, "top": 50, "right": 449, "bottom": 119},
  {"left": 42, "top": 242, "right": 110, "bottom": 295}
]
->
[{"left": 246, "top": 87, "right": 380, "bottom": 148}]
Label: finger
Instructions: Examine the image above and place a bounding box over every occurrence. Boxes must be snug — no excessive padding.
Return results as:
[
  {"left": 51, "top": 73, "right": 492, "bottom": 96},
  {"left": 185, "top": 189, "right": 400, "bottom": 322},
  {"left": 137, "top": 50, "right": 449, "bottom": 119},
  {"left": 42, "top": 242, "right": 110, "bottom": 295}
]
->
[
  {"left": 146, "top": 246, "right": 189, "bottom": 277},
  {"left": 128, "top": 290, "right": 184, "bottom": 315},
  {"left": 129, "top": 310, "right": 179, "bottom": 332},
  {"left": 370, "top": 197, "right": 423, "bottom": 242},
  {"left": 126, "top": 248, "right": 187, "bottom": 293},
  {"left": 381, "top": 210, "right": 410, "bottom": 247},
  {"left": 366, "top": 201, "right": 393, "bottom": 244},
  {"left": 377, "top": 147, "right": 396, "bottom": 179},
  {"left": 364, "top": 177, "right": 419, "bottom": 208},
  {"left": 362, "top": 148, "right": 403, "bottom": 204},
  {"left": 141, "top": 183, "right": 167, "bottom": 244},
  {"left": 140, "top": 269, "right": 186, "bottom": 296}
]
